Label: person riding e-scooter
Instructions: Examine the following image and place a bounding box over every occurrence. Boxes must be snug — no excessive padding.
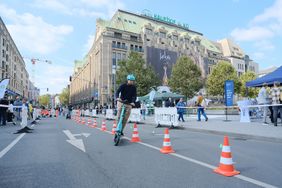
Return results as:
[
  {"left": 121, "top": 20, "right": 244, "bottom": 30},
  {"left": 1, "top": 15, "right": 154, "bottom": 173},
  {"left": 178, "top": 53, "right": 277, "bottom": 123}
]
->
[{"left": 115, "top": 74, "right": 137, "bottom": 136}]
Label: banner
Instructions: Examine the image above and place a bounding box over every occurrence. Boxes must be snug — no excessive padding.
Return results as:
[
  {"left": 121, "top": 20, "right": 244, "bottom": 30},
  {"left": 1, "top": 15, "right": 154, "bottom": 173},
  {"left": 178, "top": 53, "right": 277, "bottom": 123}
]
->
[
  {"left": 0, "top": 79, "right": 9, "bottom": 99},
  {"left": 224, "top": 80, "right": 234, "bottom": 106}
]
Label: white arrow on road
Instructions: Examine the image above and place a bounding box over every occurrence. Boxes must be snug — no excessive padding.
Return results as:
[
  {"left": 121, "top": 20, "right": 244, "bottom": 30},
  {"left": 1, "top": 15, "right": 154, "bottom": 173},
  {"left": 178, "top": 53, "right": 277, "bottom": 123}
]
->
[{"left": 63, "top": 130, "right": 90, "bottom": 152}]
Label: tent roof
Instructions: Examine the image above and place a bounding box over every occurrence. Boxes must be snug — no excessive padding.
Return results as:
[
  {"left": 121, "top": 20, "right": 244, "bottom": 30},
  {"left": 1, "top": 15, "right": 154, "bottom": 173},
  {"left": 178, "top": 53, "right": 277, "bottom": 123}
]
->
[{"left": 246, "top": 66, "right": 282, "bottom": 87}]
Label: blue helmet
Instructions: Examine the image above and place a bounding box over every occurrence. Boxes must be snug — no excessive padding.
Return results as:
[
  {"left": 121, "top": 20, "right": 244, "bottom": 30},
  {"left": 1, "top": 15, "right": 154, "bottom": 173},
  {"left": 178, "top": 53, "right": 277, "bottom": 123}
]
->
[{"left": 127, "top": 74, "right": 135, "bottom": 81}]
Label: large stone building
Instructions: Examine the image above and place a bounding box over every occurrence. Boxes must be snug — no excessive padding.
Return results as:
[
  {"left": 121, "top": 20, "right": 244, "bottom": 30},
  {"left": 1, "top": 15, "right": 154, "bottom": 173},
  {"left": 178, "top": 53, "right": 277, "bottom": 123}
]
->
[
  {"left": 70, "top": 9, "right": 259, "bottom": 107},
  {"left": 0, "top": 17, "right": 30, "bottom": 98}
]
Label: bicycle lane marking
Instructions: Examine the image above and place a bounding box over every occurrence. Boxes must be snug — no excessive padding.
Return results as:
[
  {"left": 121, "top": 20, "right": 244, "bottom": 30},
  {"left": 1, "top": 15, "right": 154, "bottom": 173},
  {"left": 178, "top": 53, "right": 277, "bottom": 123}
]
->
[
  {"left": 0, "top": 125, "right": 35, "bottom": 159},
  {"left": 101, "top": 129, "right": 277, "bottom": 188}
]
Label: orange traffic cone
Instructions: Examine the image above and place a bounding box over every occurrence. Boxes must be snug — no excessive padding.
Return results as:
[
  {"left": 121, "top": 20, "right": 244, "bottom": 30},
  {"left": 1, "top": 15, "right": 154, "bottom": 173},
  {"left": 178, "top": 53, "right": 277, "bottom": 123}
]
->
[
  {"left": 111, "top": 120, "right": 117, "bottom": 134},
  {"left": 160, "top": 128, "right": 175, "bottom": 154},
  {"left": 101, "top": 120, "right": 107, "bottom": 131},
  {"left": 87, "top": 118, "right": 92, "bottom": 127},
  {"left": 92, "top": 118, "right": 97, "bottom": 128},
  {"left": 131, "top": 123, "right": 141, "bottom": 142},
  {"left": 214, "top": 136, "right": 240, "bottom": 177},
  {"left": 81, "top": 117, "right": 85, "bottom": 125}
]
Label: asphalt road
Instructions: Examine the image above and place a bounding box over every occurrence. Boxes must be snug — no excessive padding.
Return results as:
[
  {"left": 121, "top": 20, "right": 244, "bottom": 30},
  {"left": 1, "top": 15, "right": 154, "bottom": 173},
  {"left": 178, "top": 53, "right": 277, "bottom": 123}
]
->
[{"left": 0, "top": 117, "right": 281, "bottom": 188}]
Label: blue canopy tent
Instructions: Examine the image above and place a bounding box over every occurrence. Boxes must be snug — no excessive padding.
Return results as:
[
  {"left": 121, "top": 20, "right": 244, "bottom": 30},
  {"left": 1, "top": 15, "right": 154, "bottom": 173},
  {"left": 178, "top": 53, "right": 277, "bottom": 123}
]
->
[{"left": 246, "top": 66, "right": 282, "bottom": 87}]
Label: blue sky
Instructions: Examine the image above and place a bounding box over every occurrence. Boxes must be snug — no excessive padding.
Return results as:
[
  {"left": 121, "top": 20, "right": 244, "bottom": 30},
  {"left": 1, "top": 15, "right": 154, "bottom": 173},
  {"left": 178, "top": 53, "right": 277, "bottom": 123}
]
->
[{"left": 0, "top": 0, "right": 281, "bottom": 94}]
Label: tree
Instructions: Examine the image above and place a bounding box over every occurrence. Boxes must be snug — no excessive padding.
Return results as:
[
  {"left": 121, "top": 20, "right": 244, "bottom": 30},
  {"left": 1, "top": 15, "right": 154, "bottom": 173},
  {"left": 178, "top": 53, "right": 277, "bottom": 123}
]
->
[
  {"left": 207, "top": 61, "right": 241, "bottom": 97},
  {"left": 116, "top": 52, "right": 160, "bottom": 96},
  {"left": 240, "top": 71, "right": 258, "bottom": 98},
  {"left": 168, "top": 56, "right": 203, "bottom": 98},
  {"left": 59, "top": 87, "right": 70, "bottom": 106},
  {"left": 39, "top": 94, "right": 50, "bottom": 107}
]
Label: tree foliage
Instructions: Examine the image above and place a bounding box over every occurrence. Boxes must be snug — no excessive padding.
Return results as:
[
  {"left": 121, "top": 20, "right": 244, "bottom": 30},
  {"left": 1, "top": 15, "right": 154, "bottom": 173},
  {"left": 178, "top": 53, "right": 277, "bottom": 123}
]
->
[
  {"left": 207, "top": 61, "right": 241, "bottom": 96},
  {"left": 59, "top": 87, "right": 70, "bottom": 106},
  {"left": 168, "top": 56, "right": 203, "bottom": 98},
  {"left": 116, "top": 52, "right": 160, "bottom": 96},
  {"left": 39, "top": 94, "right": 50, "bottom": 107},
  {"left": 240, "top": 71, "right": 258, "bottom": 98}
]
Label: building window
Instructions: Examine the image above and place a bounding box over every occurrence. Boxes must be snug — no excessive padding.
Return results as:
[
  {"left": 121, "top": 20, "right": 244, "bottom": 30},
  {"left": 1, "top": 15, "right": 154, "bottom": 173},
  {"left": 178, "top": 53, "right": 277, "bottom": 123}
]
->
[
  {"left": 122, "top": 53, "right": 126, "bottom": 60},
  {"left": 133, "top": 21, "right": 136, "bottom": 24},
  {"left": 145, "top": 28, "right": 152, "bottom": 34},
  {"left": 2, "top": 38, "right": 5, "bottom": 46},
  {"left": 130, "top": 35, "right": 138, "bottom": 41},
  {"left": 117, "top": 42, "right": 121, "bottom": 48},
  {"left": 129, "top": 20, "right": 132, "bottom": 23},
  {"left": 124, "top": 19, "right": 127, "bottom": 22},
  {"left": 117, "top": 53, "right": 121, "bottom": 63},
  {"left": 130, "top": 44, "right": 134, "bottom": 50},
  {"left": 2, "top": 50, "right": 4, "bottom": 58},
  {"left": 159, "top": 32, "right": 166, "bottom": 38},
  {"left": 122, "top": 43, "right": 126, "bottom": 49},
  {"left": 172, "top": 35, "right": 178, "bottom": 40},
  {"left": 114, "top": 32, "right": 122, "bottom": 39}
]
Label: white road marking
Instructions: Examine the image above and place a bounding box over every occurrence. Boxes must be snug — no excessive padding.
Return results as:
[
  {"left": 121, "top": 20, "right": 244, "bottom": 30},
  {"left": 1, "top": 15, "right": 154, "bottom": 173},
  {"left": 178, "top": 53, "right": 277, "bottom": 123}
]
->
[
  {"left": 98, "top": 127, "right": 278, "bottom": 188},
  {"left": 63, "top": 130, "right": 90, "bottom": 152},
  {"left": 0, "top": 133, "right": 26, "bottom": 159},
  {"left": 0, "top": 124, "right": 35, "bottom": 159}
]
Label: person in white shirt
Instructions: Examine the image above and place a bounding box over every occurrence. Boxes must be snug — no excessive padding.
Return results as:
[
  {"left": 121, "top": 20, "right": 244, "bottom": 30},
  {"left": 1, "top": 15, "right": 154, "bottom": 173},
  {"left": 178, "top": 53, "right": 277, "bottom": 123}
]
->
[{"left": 257, "top": 83, "right": 270, "bottom": 124}]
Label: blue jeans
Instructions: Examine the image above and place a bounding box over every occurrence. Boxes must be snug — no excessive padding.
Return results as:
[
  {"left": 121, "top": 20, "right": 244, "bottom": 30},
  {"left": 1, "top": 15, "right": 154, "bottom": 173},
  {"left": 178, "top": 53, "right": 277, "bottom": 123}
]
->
[
  {"left": 197, "top": 107, "right": 207, "bottom": 121},
  {"left": 178, "top": 112, "right": 184, "bottom": 122}
]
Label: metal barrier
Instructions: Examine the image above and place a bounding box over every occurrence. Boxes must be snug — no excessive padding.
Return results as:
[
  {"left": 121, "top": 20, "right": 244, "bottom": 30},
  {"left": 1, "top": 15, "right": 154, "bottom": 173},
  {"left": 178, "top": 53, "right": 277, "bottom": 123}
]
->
[
  {"left": 128, "top": 108, "right": 142, "bottom": 123},
  {"left": 106, "top": 109, "right": 115, "bottom": 120},
  {"left": 154, "top": 107, "right": 179, "bottom": 128}
]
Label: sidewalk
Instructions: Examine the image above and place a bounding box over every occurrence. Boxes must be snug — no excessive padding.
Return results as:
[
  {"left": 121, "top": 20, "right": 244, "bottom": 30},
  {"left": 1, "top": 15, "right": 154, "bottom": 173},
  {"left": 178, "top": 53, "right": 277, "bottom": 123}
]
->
[{"left": 143, "top": 114, "right": 282, "bottom": 143}]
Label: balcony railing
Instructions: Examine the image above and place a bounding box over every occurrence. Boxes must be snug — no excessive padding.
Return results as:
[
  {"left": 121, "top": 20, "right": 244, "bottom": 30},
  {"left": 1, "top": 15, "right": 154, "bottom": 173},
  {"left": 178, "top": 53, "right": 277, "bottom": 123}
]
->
[{"left": 112, "top": 44, "right": 128, "bottom": 50}]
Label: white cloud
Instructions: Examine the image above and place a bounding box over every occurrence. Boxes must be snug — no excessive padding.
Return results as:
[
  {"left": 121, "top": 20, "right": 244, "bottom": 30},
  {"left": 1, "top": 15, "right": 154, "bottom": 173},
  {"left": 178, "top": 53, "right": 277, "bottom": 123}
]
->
[
  {"left": 35, "top": 64, "right": 73, "bottom": 94},
  {"left": 252, "top": 0, "right": 282, "bottom": 24},
  {"left": 0, "top": 4, "right": 73, "bottom": 55},
  {"left": 33, "top": 0, "right": 72, "bottom": 15},
  {"left": 230, "top": 26, "right": 274, "bottom": 41}
]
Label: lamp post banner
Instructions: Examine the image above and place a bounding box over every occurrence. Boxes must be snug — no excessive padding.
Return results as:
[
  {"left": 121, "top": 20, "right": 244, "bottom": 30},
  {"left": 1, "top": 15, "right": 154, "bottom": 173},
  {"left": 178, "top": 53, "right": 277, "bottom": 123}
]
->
[{"left": 224, "top": 80, "right": 234, "bottom": 107}]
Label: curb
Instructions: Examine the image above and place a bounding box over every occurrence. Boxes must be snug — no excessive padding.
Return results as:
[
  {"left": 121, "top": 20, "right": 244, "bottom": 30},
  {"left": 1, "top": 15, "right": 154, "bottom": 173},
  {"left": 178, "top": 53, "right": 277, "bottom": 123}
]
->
[
  {"left": 89, "top": 115, "right": 282, "bottom": 143},
  {"left": 144, "top": 121, "right": 282, "bottom": 144}
]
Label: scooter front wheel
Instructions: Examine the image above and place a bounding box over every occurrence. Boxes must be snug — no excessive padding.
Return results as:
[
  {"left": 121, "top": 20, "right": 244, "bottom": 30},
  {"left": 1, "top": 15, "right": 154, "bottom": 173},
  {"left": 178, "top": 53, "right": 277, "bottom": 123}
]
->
[{"left": 114, "top": 133, "right": 121, "bottom": 146}]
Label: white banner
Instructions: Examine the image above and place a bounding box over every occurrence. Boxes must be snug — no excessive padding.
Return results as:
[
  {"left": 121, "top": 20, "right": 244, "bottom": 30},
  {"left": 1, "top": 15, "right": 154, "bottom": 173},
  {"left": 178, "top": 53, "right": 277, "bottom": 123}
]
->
[
  {"left": 0, "top": 79, "right": 9, "bottom": 99},
  {"left": 154, "top": 107, "right": 179, "bottom": 127}
]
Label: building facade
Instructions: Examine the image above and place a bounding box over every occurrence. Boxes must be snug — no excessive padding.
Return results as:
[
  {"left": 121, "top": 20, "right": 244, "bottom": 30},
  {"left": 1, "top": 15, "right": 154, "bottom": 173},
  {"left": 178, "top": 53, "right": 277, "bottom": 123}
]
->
[
  {"left": 70, "top": 10, "right": 259, "bottom": 107},
  {"left": 0, "top": 17, "right": 30, "bottom": 98},
  {"left": 217, "top": 38, "right": 259, "bottom": 76},
  {"left": 28, "top": 80, "right": 40, "bottom": 104}
]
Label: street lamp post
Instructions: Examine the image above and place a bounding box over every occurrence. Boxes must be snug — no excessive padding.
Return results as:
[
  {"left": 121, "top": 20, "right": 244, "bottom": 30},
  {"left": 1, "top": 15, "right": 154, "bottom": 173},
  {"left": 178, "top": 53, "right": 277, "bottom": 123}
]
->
[{"left": 112, "top": 65, "right": 116, "bottom": 108}]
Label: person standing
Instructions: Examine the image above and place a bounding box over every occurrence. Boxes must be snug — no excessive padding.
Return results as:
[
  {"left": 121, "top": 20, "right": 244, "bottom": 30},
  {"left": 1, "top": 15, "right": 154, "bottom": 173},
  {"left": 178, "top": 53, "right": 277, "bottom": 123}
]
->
[
  {"left": 271, "top": 82, "right": 281, "bottom": 126},
  {"left": 176, "top": 98, "right": 186, "bottom": 122},
  {"left": 0, "top": 96, "right": 9, "bottom": 126},
  {"left": 196, "top": 93, "right": 208, "bottom": 122},
  {"left": 257, "top": 83, "right": 270, "bottom": 124}
]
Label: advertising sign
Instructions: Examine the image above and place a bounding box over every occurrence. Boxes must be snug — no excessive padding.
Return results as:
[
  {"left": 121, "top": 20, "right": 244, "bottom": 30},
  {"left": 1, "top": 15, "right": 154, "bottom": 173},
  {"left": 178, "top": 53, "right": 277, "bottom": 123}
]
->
[
  {"left": 146, "top": 47, "right": 178, "bottom": 81},
  {"left": 224, "top": 80, "right": 234, "bottom": 107}
]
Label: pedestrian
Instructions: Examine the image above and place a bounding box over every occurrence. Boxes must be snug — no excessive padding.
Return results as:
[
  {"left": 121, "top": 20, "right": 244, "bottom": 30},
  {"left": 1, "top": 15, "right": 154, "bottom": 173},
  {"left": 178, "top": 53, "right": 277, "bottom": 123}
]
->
[
  {"left": 0, "top": 95, "right": 9, "bottom": 126},
  {"left": 270, "top": 82, "right": 281, "bottom": 126},
  {"left": 13, "top": 96, "right": 22, "bottom": 121},
  {"left": 141, "top": 102, "right": 146, "bottom": 120},
  {"left": 165, "top": 98, "right": 174, "bottom": 107},
  {"left": 8, "top": 100, "right": 16, "bottom": 125},
  {"left": 196, "top": 93, "right": 208, "bottom": 121},
  {"left": 176, "top": 98, "right": 186, "bottom": 122},
  {"left": 257, "top": 83, "right": 270, "bottom": 124}
]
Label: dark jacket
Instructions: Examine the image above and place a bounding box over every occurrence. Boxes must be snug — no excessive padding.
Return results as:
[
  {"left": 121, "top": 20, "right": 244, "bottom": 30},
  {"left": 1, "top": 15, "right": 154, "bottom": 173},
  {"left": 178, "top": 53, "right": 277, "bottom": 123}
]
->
[
  {"left": 0, "top": 98, "right": 9, "bottom": 112},
  {"left": 116, "top": 83, "right": 137, "bottom": 103}
]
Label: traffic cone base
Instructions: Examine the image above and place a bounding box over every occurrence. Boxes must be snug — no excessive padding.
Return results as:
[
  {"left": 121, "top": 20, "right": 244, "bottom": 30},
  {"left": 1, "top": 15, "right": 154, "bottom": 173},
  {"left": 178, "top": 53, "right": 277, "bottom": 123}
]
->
[
  {"left": 92, "top": 118, "right": 97, "bottom": 128},
  {"left": 160, "top": 128, "right": 174, "bottom": 154},
  {"left": 214, "top": 136, "right": 240, "bottom": 177}
]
